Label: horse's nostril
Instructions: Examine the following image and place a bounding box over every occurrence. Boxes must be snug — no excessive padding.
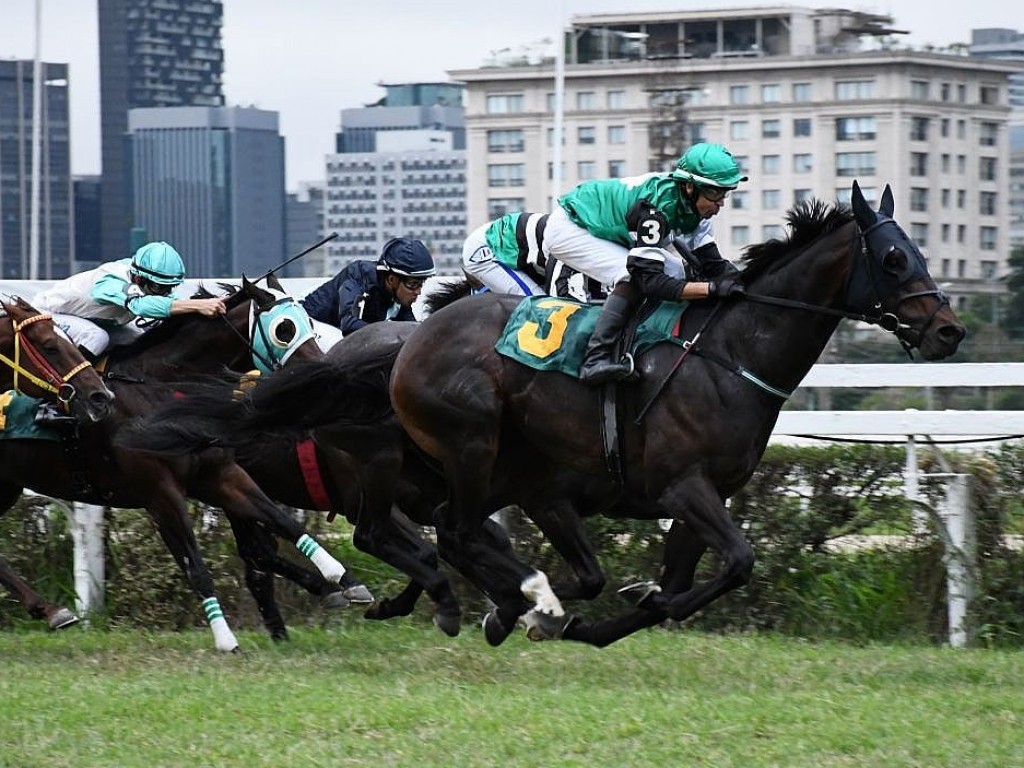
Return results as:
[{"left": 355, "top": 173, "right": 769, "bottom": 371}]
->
[{"left": 939, "top": 324, "right": 966, "bottom": 343}]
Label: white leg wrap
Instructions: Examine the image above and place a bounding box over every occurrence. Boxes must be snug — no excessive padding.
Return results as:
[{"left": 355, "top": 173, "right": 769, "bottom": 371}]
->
[
  {"left": 297, "top": 534, "right": 345, "bottom": 584},
  {"left": 202, "top": 597, "right": 238, "bottom": 652},
  {"left": 521, "top": 571, "right": 564, "bottom": 617}
]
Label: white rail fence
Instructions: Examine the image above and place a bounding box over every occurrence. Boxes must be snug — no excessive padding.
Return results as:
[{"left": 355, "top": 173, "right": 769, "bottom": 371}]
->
[{"left": 54, "top": 362, "right": 1024, "bottom": 646}]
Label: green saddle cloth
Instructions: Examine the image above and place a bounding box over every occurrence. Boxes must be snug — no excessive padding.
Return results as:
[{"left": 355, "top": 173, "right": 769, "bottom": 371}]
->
[
  {"left": 494, "top": 296, "right": 689, "bottom": 376},
  {"left": 0, "top": 391, "right": 63, "bottom": 441}
]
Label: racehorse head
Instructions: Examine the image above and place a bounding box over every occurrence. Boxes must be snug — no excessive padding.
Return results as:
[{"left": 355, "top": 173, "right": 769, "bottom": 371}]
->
[
  {"left": 847, "top": 180, "right": 965, "bottom": 360},
  {"left": 219, "top": 276, "right": 322, "bottom": 374},
  {"left": 0, "top": 297, "right": 115, "bottom": 422}
]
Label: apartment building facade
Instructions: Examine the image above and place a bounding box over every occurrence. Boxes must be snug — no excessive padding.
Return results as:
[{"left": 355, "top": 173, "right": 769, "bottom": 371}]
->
[{"left": 451, "top": 6, "right": 1018, "bottom": 308}]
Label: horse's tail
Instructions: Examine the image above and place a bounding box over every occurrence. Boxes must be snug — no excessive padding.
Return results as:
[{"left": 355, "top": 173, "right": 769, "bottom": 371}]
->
[
  {"left": 117, "top": 357, "right": 394, "bottom": 457},
  {"left": 422, "top": 278, "right": 473, "bottom": 316}
]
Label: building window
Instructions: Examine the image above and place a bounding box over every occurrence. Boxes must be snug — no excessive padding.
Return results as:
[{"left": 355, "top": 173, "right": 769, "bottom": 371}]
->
[
  {"left": 578, "top": 126, "right": 596, "bottom": 145},
  {"left": 835, "top": 79, "right": 875, "bottom": 100},
  {"left": 576, "top": 91, "right": 596, "bottom": 110},
  {"left": 980, "top": 227, "right": 997, "bottom": 250},
  {"left": 980, "top": 84, "right": 999, "bottom": 105},
  {"left": 763, "top": 224, "right": 785, "bottom": 240},
  {"left": 546, "top": 128, "right": 566, "bottom": 147},
  {"left": 608, "top": 125, "right": 626, "bottom": 144},
  {"left": 910, "top": 152, "right": 928, "bottom": 177},
  {"left": 941, "top": 188, "right": 951, "bottom": 208},
  {"left": 487, "top": 129, "right": 524, "bottom": 153},
  {"left": 958, "top": 224, "right": 966, "bottom": 243},
  {"left": 729, "top": 85, "right": 750, "bottom": 105},
  {"left": 486, "top": 94, "right": 523, "bottom": 113},
  {"left": 792, "top": 82, "right": 812, "bottom": 102},
  {"left": 836, "top": 116, "right": 876, "bottom": 141},
  {"left": 690, "top": 122, "right": 706, "bottom": 143},
  {"left": 794, "top": 189, "right": 813, "bottom": 204},
  {"left": 731, "top": 226, "right": 750, "bottom": 246},
  {"left": 730, "top": 121, "right": 749, "bottom": 141},
  {"left": 981, "top": 260, "right": 998, "bottom": 279},
  {"left": 941, "top": 118, "right": 950, "bottom": 138},
  {"left": 761, "top": 84, "right": 781, "bottom": 103},
  {"left": 980, "top": 122, "right": 998, "bottom": 146},
  {"left": 762, "top": 189, "right": 782, "bottom": 209},
  {"left": 957, "top": 120, "right": 966, "bottom": 139},
  {"left": 835, "top": 152, "right": 876, "bottom": 177},
  {"left": 793, "top": 118, "right": 812, "bottom": 137},
  {"left": 762, "top": 119, "right": 781, "bottom": 139},
  {"left": 762, "top": 155, "right": 781, "bottom": 175},
  {"left": 941, "top": 154, "right": 951, "bottom": 173},
  {"left": 487, "top": 198, "right": 525, "bottom": 218},
  {"left": 957, "top": 155, "right": 966, "bottom": 173},
  {"left": 980, "top": 191, "right": 997, "bottom": 215},
  {"left": 910, "top": 187, "right": 928, "bottom": 212},
  {"left": 911, "top": 80, "right": 929, "bottom": 100},
  {"left": 941, "top": 224, "right": 950, "bottom": 242},
  {"left": 980, "top": 157, "right": 997, "bottom": 181},
  {"left": 910, "top": 223, "right": 928, "bottom": 246},
  {"left": 578, "top": 161, "right": 597, "bottom": 180},
  {"left": 731, "top": 190, "right": 748, "bottom": 210},
  {"left": 793, "top": 153, "right": 813, "bottom": 173},
  {"left": 608, "top": 160, "right": 627, "bottom": 178},
  {"left": 957, "top": 189, "right": 966, "bottom": 209},
  {"left": 836, "top": 186, "right": 876, "bottom": 205},
  {"left": 941, "top": 83, "right": 951, "bottom": 101},
  {"left": 488, "top": 163, "right": 525, "bottom": 187},
  {"left": 607, "top": 89, "right": 626, "bottom": 109},
  {"left": 910, "top": 117, "right": 929, "bottom": 141}
]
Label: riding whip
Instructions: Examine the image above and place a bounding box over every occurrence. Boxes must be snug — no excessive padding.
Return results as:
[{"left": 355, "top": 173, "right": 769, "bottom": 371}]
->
[{"left": 254, "top": 232, "right": 339, "bottom": 282}]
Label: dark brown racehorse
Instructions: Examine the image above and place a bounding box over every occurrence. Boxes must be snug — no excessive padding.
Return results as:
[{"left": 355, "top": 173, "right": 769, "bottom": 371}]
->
[
  {"left": 0, "top": 280, "right": 368, "bottom": 650},
  {"left": 0, "top": 297, "right": 115, "bottom": 628},
  {"left": 388, "top": 182, "right": 966, "bottom": 646}
]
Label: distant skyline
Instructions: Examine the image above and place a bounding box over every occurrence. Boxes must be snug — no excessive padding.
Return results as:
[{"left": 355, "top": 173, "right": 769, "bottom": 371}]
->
[{"left": 1, "top": 0, "right": 1018, "bottom": 190}]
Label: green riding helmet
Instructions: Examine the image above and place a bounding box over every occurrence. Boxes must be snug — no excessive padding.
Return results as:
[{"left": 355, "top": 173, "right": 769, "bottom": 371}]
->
[
  {"left": 671, "top": 143, "right": 749, "bottom": 190},
  {"left": 130, "top": 241, "right": 186, "bottom": 285}
]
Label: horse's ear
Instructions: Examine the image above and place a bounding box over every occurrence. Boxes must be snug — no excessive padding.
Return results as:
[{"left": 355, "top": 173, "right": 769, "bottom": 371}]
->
[
  {"left": 879, "top": 184, "right": 895, "bottom": 218},
  {"left": 850, "top": 180, "right": 874, "bottom": 229},
  {"left": 266, "top": 272, "right": 284, "bottom": 293}
]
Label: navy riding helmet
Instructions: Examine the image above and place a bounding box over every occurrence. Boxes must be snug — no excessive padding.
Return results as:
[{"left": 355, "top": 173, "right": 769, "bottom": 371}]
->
[{"left": 376, "top": 238, "right": 436, "bottom": 278}]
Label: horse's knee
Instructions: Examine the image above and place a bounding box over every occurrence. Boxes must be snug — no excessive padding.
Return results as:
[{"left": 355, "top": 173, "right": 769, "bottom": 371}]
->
[
  {"left": 724, "top": 542, "right": 755, "bottom": 587},
  {"left": 577, "top": 572, "right": 606, "bottom": 601}
]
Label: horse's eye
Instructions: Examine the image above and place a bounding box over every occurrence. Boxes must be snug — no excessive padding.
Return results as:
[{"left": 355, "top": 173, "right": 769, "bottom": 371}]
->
[
  {"left": 881, "top": 247, "right": 908, "bottom": 276},
  {"left": 271, "top": 318, "right": 297, "bottom": 346}
]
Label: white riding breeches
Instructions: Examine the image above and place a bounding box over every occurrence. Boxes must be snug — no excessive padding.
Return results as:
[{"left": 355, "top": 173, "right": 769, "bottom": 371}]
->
[
  {"left": 543, "top": 205, "right": 633, "bottom": 287},
  {"left": 311, "top": 319, "right": 344, "bottom": 352},
  {"left": 462, "top": 223, "right": 544, "bottom": 296}
]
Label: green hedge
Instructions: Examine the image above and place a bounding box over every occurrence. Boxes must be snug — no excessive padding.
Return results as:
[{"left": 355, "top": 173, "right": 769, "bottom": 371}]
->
[{"left": 2, "top": 443, "right": 1023, "bottom": 645}]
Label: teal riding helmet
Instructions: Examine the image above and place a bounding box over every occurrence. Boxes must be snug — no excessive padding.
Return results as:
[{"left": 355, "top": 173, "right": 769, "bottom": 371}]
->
[{"left": 130, "top": 241, "right": 186, "bottom": 285}]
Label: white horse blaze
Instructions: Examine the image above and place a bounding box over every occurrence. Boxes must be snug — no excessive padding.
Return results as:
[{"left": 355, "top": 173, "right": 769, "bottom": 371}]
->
[
  {"left": 296, "top": 534, "right": 346, "bottom": 584},
  {"left": 520, "top": 571, "right": 564, "bottom": 617}
]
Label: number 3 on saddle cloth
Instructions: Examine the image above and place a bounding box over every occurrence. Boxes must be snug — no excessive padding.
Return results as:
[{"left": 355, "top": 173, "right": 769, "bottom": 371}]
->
[{"left": 494, "top": 296, "right": 690, "bottom": 376}]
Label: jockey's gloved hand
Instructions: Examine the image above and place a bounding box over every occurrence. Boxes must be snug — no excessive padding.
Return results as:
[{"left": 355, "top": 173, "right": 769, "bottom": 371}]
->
[
  {"left": 708, "top": 275, "right": 746, "bottom": 298},
  {"left": 626, "top": 199, "right": 670, "bottom": 248}
]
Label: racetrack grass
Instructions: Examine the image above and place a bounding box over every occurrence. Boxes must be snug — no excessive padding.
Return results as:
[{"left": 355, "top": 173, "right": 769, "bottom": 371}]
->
[{"left": 0, "top": 622, "right": 1020, "bottom": 768}]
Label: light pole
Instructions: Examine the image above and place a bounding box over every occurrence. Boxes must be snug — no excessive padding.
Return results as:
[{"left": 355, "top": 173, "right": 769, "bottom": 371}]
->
[
  {"left": 550, "top": 0, "right": 566, "bottom": 207},
  {"left": 29, "top": 0, "right": 43, "bottom": 279}
]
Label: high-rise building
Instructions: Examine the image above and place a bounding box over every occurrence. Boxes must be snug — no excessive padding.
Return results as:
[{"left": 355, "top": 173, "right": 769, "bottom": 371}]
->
[
  {"left": 324, "top": 83, "right": 467, "bottom": 276},
  {"left": 73, "top": 175, "right": 103, "bottom": 271},
  {"left": 452, "top": 6, "right": 1018, "bottom": 308},
  {"left": 98, "top": 0, "right": 224, "bottom": 263},
  {"left": 0, "top": 60, "right": 72, "bottom": 279},
  {"left": 286, "top": 183, "right": 326, "bottom": 278},
  {"left": 128, "top": 106, "right": 285, "bottom": 278}
]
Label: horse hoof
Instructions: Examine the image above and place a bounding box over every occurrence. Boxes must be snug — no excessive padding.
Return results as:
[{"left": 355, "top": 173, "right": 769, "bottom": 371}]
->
[
  {"left": 321, "top": 591, "right": 352, "bottom": 610},
  {"left": 523, "top": 610, "right": 570, "bottom": 641},
  {"left": 617, "top": 580, "right": 661, "bottom": 607},
  {"left": 342, "top": 584, "right": 374, "bottom": 605},
  {"left": 434, "top": 612, "right": 461, "bottom": 638},
  {"left": 482, "top": 610, "right": 515, "bottom": 647},
  {"left": 270, "top": 629, "right": 290, "bottom": 642},
  {"left": 47, "top": 608, "right": 80, "bottom": 630}
]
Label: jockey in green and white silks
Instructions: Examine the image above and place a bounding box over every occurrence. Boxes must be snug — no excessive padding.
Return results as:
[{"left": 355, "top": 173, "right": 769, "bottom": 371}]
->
[{"left": 32, "top": 241, "right": 226, "bottom": 359}]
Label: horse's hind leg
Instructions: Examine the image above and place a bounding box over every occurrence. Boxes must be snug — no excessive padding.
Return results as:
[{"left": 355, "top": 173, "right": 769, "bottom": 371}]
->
[{"left": 0, "top": 485, "right": 79, "bottom": 630}]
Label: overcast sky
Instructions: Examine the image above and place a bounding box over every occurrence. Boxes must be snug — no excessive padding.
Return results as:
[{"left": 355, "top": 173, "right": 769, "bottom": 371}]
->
[{"left": 1, "top": 0, "right": 1018, "bottom": 190}]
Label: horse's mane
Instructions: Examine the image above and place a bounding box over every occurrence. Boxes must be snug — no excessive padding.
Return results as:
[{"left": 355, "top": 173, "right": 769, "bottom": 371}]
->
[
  {"left": 422, "top": 279, "right": 473, "bottom": 316},
  {"left": 740, "top": 199, "right": 853, "bottom": 281},
  {"left": 106, "top": 283, "right": 242, "bottom": 362}
]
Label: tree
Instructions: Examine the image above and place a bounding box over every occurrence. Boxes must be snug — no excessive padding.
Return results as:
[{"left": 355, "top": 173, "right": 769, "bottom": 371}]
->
[{"left": 1003, "top": 245, "right": 1024, "bottom": 340}]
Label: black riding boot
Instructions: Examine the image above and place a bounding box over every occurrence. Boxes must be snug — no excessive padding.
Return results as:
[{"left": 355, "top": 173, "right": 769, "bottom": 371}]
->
[{"left": 579, "top": 283, "right": 640, "bottom": 386}]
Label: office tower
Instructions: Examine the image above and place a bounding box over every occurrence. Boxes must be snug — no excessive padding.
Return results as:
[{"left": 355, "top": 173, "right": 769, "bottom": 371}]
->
[
  {"left": 324, "top": 83, "right": 467, "bottom": 276},
  {"left": 0, "top": 60, "right": 72, "bottom": 279},
  {"left": 128, "top": 106, "right": 285, "bottom": 278},
  {"left": 73, "top": 175, "right": 103, "bottom": 270},
  {"left": 98, "top": 0, "right": 223, "bottom": 262}
]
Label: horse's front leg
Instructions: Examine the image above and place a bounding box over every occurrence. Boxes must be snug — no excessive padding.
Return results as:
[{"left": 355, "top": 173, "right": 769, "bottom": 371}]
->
[
  {"left": 145, "top": 485, "right": 240, "bottom": 653},
  {"left": 205, "top": 461, "right": 373, "bottom": 605}
]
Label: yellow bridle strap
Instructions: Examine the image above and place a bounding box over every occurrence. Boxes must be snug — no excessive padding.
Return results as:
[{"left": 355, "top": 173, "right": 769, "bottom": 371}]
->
[{"left": 0, "top": 311, "right": 93, "bottom": 396}]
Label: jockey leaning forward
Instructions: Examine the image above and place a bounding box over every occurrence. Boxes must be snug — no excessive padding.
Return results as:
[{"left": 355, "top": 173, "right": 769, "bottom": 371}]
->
[{"left": 531, "top": 142, "right": 750, "bottom": 385}]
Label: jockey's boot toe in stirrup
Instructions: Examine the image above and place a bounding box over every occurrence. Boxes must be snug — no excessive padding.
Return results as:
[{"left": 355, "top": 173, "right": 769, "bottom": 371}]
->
[
  {"left": 34, "top": 403, "right": 76, "bottom": 428},
  {"left": 579, "top": 354, "right": 636, "bottom": 386}
]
